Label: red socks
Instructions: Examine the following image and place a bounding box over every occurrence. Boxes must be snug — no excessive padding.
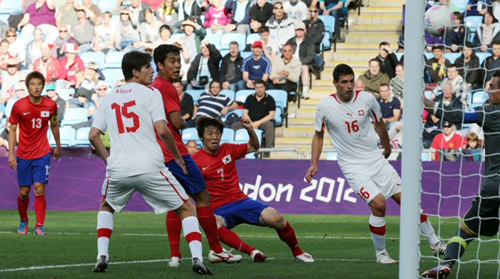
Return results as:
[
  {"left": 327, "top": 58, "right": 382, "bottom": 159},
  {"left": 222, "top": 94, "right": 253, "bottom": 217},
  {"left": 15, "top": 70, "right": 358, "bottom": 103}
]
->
[
  {"left": 197, "top": 206, "right": 223, "bottom": 253},
  {"left": 18, "top": 196, "right": 29, "bottom": 222},
  {"left": 218, "top": 226, "right": 255, "bottom": 255},
  {"left": 166, "top": 211, "right": 183, "bottom": 258},
  {"left": 34, "top": 195, "right": 46, "bottom": 227},
  {"left": 277, "top": 221, "right": 303, "bottom": 256}
]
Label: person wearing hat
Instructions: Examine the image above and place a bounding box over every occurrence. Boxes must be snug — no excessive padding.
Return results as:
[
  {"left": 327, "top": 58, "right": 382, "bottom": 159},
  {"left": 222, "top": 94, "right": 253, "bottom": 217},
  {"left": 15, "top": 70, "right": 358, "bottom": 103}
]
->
[
  {"left": 430, "top": 120, "right": 463, "bottom": 161},
  {"left": 180, "top": 18, "right": 207, "bottom": 60},
  {"left": 58, "top": 43, "right": 85, "bottom": 86},
  {"left": 286, "top": 21, "right": 314, "bottom": 99},
  {"left": 304, "top": 6, "right": 325, "bottom": 80},
  {"left": 33, "top": 42, "right": 59, "bottom": 82},
  {"left": 1, "top": 58, "right": 27, "bottom": 104},
  {"left": 242, "top": 41, "right": 271, "bottom": 89},
  {"left": 46, "top": 84, "right": 66, "bottom": 124},
  {"left": 265, "top": 2, "right": 295, "bottom": 50}
]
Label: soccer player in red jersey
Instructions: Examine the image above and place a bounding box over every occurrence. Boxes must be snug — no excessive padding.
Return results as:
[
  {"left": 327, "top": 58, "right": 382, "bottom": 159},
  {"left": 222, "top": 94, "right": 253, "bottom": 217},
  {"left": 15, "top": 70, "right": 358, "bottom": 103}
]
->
[
  {"left": 8, "top": 71, "right": 60, "bottom": 236},
  {"left": 193, "top": 116, "right": 314, "bottom": 262},
  {"left": 152, "top": 44, "right": 240, "bottom": 267}
]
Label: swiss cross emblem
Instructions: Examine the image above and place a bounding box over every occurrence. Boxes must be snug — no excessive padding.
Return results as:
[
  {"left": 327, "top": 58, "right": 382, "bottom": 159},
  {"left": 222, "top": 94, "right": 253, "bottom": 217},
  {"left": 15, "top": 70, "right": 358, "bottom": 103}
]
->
[
  {"left": 222, "top": 155, "right": 232, "bottom": 164},
  {"left": 358, "top": 110, "right": 365, "bottom": 116}
]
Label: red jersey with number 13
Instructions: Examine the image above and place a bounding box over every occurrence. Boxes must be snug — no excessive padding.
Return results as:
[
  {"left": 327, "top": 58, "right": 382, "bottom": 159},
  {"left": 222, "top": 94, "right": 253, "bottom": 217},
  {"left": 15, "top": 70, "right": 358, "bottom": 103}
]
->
[
  {"left": 192, "top": 143, "right": 249, "bottom": 210},
  {"left": 9, "top": 96, "right": 57, "bottom": 159}
]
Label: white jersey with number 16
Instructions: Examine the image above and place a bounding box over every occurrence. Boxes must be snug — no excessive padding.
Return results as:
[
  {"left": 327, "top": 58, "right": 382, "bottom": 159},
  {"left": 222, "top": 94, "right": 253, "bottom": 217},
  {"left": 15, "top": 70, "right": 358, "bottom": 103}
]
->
[{"left": 91, "top": 82, "right": 167, "bottom": 178}]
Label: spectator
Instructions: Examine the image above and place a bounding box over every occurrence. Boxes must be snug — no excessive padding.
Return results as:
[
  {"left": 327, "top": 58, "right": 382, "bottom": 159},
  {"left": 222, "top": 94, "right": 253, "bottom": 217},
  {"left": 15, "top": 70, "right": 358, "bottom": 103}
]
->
[
  {"left": 494, "top": 0, "right": 500, "bottom": 22},
  {"left": 186, "top": 40, "right": 222, "bottom": 89},
  {"left": 375, "top": 42, "right": 398, "bottom": 79},
  {"left": 455, "top": 42, "right": 481, "bottom": 90},
  {"left": 258, "top": 26, "right": 278, "bottom": 62},
  {"left": 33, "top": 42, "right": 59, "bottom": 82},
  {"left": 157, "top": 0, "right": 179, "bottom": 27},
  {"left": 173, "top": 80, "right": 195, "bottom": 125},
  {"left": 482, "top": 40, "right": 500, "bottom": 89},
  {"left": 26, "top": 28, "right": 45, "bottom": 71},
  {"left": 203, "top": 0, "right": 231, "bottom": 35},
  {"left": 249, "top": 0, "right": 274, "bottom": 34},
  {"left": 231, "top": 79, "right": 275, "bottom": 153},
  {"left": 52, "top": 25, "right": 79, "bottom": 59},
  {"left": 93, "top": 12, "right": 116, "bottom": 54},
  {"left": 425, "top": 45, "right": 451, "bottom": 85},
  {"left": 186, "top": 139, "right": 198, "bottom": 155},
  {"left": 355, "top": 78, "right": 366, "bottom": 91},
  {"left": 224, "top": 0, "right": 251, "bottom": 34},
  {"left": 435, "top": 64, "right": 466, "bottom": 103},
  {"left": 5, "top": 28, "right": 26, "bottom": 64},
  {"left": 430, "top": 120, "right": 463, "bottom": 161},
  {"left": 242, "top": 41, "right": 271, "bottom": 89},
  {"left": 319, "top": 0, "right": 345, "bottom": 42},
  {"left": 445, "top": 12, "right": 470, "bottom": 53},
  {"left": 1, "top": 58, "right": 26, "bottom": 104},
  {"left": 18, "top": 0, "right": 56, "bottom": 33},
  {"left": 193, "top": 80, "right": 239, "bottom": 120},
  {"left": 378, "top": 83, "right": 402, "bottom": 140},
  {"left": 266, "top": 2, "right": 295, "bottom": 50},
  {"left": 177, "top": 0, "right": 203, "bottom": 24},
  {"left": 473, "top": 10, "right": 500, "bottom": 52},
  {"left": 390, "top": 64, "right": 404, "bottom": 100},
  {"left": 0, "top": 39, "right": 11, "bottom": 70},
  {"left": 359, "top": 59, "right": 390, "bottom": 97},
  {"left": 81, "top": 0, "right": 102, "bottom": 26},
  {"left": 179, "top": 19, "right": 207, "bottom": 61},
  {"left": 220, "top": 42, "right": 245, "bottom": 92},
  {"left": 423, "top": 114, "right": 443, "bottom": 149},
  {"left": 127, "top": 0, "right": 153, "bottom": 29},
  {"left": 87, "top": 80, "right": 109, "bottom": 117},
  {"left": 115, "top": 9, "right": 141, "bottom": 51},
  {"left": 56, "top": 0, "right": 79, "bottom": 28},
  {"left": 45, "top": 83, "right": 66, "bottom": 123},
  {"left": 433, "top": 81, "right": 464, "bottom": 129},
  {"left": 465, "top": 0, "right": 489, "bottom": 17},
  {"left": 283, "top": 0, "right": 308, "bottom": 22},
  {"left": 269, "top": 43, "right": 301, "bottom": 99},
  {"left": 72, "top": 8, "right": 94, "bottom": 53},
  {"left": 58, "top": 43, "right": 85, "bottom": 87},
  {"left": 304, "top": 7, "right": 325, "bottom": 80},
  {"left": 462, "top": 132, "right": 482, "bottom": 162},
  {"left": 287, "top": 21, "right": 314, "bottom": 99},
  {"left": 140, "top": 8, "right": 161, "bottom": 49},
  {"left": 1, "top": 83, "right": 28, "bottom": 150},
  {"left": 155, "top": 24, "right": 173, "bottom": 46}
]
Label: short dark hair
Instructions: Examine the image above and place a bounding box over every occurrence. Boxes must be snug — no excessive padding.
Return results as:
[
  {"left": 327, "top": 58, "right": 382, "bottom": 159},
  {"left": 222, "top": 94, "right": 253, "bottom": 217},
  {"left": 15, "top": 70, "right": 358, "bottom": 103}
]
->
[
  {"left": 25, "top": 71, "right": 45, "bottom": 89},
  {"left": 368, "top": 58, "right": 380, "bottom": 66},
  {"left": 447, "top": 64, "right": 457, "bottom": 69},
  {"left": 196, "top": 116, "right": 225, "bottom": 139},
  {"left": 465, "top": 41, "right": 474, "bottom": 48},
  {"left": 333, "top": 64, "right": 354, "bottom": 82},
  {"left": 258, "top": 26, "right": 269, "bottom": 34},
  {"left": 159, "top": 24, "right": 171, "bottom": 34},
  {"left": 431, "top": 45, "right": 444, "bottom": 51},
  {"left": 122, "top": 51, "right": 152, "bottom": 81},
  {"left": 492, "top": 40, "right": 500, "bottom": 46},
  {"left": 254, "top": 79, "right": 266, "bottom": 87},
  {"left": 379, "top": 41, "right": 390, "bottom": 48},
  {"left": 153, "top": 44, "right": 182, "bottom": 69},
  {"left": 379, "top": 83, "right": 390, "bottom": 89},
  {"left": 229, "top": 41, "right": 239, "bottom": 47},
  {"left": 453, "top": 11, "right": 463, "bottom": 21}
]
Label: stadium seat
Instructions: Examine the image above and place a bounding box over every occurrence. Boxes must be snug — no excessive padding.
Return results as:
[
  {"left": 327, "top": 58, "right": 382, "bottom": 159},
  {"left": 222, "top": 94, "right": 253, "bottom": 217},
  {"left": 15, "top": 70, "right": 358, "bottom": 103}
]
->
[
  {"left": 234, "top": 128, "right": 263, "bottom": 143},
  {"left": 219, "top": 33, "right": 246, "bottom": 51},
  {"left": 221, "top": 128, "right": 235, "bottom": 143},
  {"left": 81, "top": 52, "right": 106, "bottom": 69},
  {"left": 186, "top": 89, "right": 206, "bottom": 104},
  {"left": 61, "top": 108, "right": 88, "bottom": 127},
  {"left": 19, "top": 29, "right": 34, "bottom": 45},
  {"left": 424, "top": 91, "right": 433, "bottom": 100},
  {"left": 219, "top": 49, "right": 229, "bottom": 58},
  {"left": 98, "top": 0, "right": 118, "bottom": 12},
  {"left": 50, "top": 126, "right": 76, "bottom": 147},
  {"left": 204, "top": 32, "right": 223, "bottom": 49},
  {"left": 471, "top": 90, "right": 488, "bottom": 104},
  {"left": 464, "top": 15, "right": 483, "bottom": 34},
  {"left": 319, "top": 15, "right": 336, "bottom": 51},
  {"left": 43, "top": 25, "right": 59, "bottom": 44},
  {"left": 235, "top": 89, "right": 255, "bottom": 104},
  {"left": 424, "top": 52, "right": 434, "bottom": 60},
  {"left": 266, "top": 89, "right": 288, "bottom": 127},
  {"left": 58, "top": 88, "right": 75, "bottom": 101},
  {"left": 421, "top": 152, "right": 430, "bottom": 162},
  {"left": 246, "top": 33, "right": 260, "bottom": 50},
  {"left": 443, "top": 52, "right": 461, "bottom": 64},
  {"left": 55, "top": 79, "right": 69, "bottom": 91},
  {"left": 322, "top": 31, "right": 331, "bottom": 51},
  {"left": 104, "top": 52, "right": 125, "bottom": 68},
  {"left": 395, "top": 52, "right": 403, "bottom": 61},
  {"left": 450, "top": 0, "right": 467, "bottom": 13},
  {"left": 74, "top": 127, "right": 91, "bottom": 147},
  {"left": 182, "top": 127, "right": 201, "bottom": 146},
  {"left": 241, "top": 51, "right": 252, "bottom": 59},
  {"left": 102, "top": 68, "right": 124, "bottom": 85},
  {"left": 221, "top": 89, "right": 235, "bottom": 103},
  {"left": 0, "top": 0, "right": 23, "bottom": 13},
  {"left": 170, "top": 33, "right": 184, "bottom": 42},
  {"left": 327, "top": 152, "right": 338, "bottom": 160},
  {"left": 476, "top": 52, "right": 492, "bottom": 64}
]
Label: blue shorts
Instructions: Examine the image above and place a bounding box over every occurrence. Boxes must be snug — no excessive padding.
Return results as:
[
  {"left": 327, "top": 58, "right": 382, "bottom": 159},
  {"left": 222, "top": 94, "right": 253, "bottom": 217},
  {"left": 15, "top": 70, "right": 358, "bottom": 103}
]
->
[
  {"left": 17, "top": 153, "right": 51, "bottom": 187},
  {"left": 166, "top": 155, "right": 206, "bottom": 196},
  {"left": 215, "top": 198, "right": 270, "bottom": 229}
]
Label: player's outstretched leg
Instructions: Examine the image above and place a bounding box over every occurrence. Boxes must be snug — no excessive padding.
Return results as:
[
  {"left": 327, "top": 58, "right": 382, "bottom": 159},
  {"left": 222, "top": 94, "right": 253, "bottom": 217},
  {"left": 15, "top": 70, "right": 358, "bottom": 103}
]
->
[
  {"left": 17, "top": 190, "right": 30, "bottom": 235},
  {"left": 420, "top": 212, "right": 447, "bottom": 256},
  {"left": 368, "top": 195, "right": 396, "bottom": 264},
  {"left": 93, "top": 210, "right": 114, "bottom": 272},
  {"left": 217, "top": 226, "right": 267, "bottom": 262},
  {"left": 33, "top": 183, "right": 47, "bottom": 236},
  {"left": 166, "top": 210, "right": 183, "bottom": 267}
]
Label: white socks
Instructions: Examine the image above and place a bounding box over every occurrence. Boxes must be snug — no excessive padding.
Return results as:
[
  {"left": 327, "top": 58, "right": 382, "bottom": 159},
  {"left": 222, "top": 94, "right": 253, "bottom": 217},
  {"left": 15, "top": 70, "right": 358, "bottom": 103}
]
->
[
  {"left": 96, "top": 211, "right": 114, "bottom": 261},
  {"left": 369, "top": 214, "right": 386, "bottom": 255},
  {"left": 182, "top": 216, "right": 203, "bottom": 261}
]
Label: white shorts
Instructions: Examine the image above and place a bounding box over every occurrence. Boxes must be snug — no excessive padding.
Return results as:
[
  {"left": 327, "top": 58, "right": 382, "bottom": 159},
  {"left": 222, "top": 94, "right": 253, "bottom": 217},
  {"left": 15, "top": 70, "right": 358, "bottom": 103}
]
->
[
  {"left": 101, "top": 167, "right": 188, "bottom": 215},
  {"left": 341, "top": 159, "right": 402, "bottom": 204}
]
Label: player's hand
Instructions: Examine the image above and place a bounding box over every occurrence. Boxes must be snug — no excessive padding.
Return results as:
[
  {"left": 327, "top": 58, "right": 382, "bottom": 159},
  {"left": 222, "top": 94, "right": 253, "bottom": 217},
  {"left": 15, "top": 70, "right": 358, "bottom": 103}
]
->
[
  {"left": 240, "top": 117, "right": 252, "bottom": 129},
  {"left": 305, "top": 165, "right": 318, "bottom": 182},
  {"left": 53, "top": 147, "right": 61, "bottom": 160},
  {"left": 8, "top": 154, "right": 17, "bottom": 170},
  {"left": 382, "top": 148, "right": 391, "bottom": 159},
  {"left": 175, "top": 156, "right": 188, "bottom": 175}
]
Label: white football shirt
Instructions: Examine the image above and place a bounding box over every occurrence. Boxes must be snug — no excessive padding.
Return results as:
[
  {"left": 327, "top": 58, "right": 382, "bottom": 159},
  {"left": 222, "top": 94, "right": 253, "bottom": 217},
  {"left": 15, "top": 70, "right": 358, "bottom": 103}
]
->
[
  {"left": 314, "top": 91, "right": 384, "bottom": 170},
  {"left": 92, "top": 82, "right": 167, "bottom": 178}
]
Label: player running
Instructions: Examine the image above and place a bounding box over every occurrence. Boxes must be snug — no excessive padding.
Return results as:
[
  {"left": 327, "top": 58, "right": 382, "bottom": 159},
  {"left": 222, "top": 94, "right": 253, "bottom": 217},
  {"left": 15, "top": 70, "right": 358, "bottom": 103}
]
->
[
  {"left": 305, "top": 64, "right": 446, "bottom": 264},
  {"left": 152, "top": 44, "right": 240, "bottom": 267},
  {"left": 8, "top": 71, "right": 60, "bottom": 236},
  {"left": 421, "top": 72, "right": 500, "bottom": 278},
  {"left": 192, "top": 116, "right": 314, "bottom": 263},
  {"left": 89, "top": 51, "right": 212, "bottom": 275}
]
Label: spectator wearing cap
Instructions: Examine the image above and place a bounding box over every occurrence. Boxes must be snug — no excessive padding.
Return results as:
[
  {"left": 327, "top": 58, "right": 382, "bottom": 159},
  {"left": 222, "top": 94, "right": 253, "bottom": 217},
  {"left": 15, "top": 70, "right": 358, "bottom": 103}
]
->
[
  {"left": 58, "top": 43, "right": 85, "bottom": 86},
  {"left": 5, "top": 28, "right": 26, "bottom": 64},
  {"left": 93, "top": 12, "right": 117, "bottom": 54},
  {"left": 266, "top": 2, "right": 295, "bottom": 50},
  {"left": 220, "top": 41, "right": 245, "bottom": 92},
  {"left": 430, "top": 120, "right": 463, "bottom": 161},
  {"left": 242, "top": 41, "right": 271, "bottom": 89},
  {"left": 425, "top": 45, "right": 451, "bottom": 85},
  {"left": 46, "top": 84, "right": 66, "bottom": 123},
  {"left": 186, "top": 40, "right": 222, "bottom": 90},
  {"left": 72, "top": 7, "right": 95, "bottom": 53},
  {"left": 258, "top": 26, "right": 278, "bottom": 62},
  {"left": 283, "top": 0, "right": 308, "bottom": 22},
  {"left": 286, "top": 21, "right": 314, "bottom": 99},
  {"left": 249, "top": 0, "right": 274, "bottom": 34},
  {"left": 304, "top": 7, "right": 325, "bottom": 79},
  {"left": 26, "top": 28, "right": 46, "bottom": 70},
  {"left": 18, "top": 0, "right": 56, "bottom": 33},
  {"left": 33, "top": 42, "right": 59, "bottom": 82},
  {"left": 269, "top": 43, "right": 301, "bottom": 100},
  {"left": 1, "top": 58, "right": 27, "bottom": 104},
  {"left": 115, "top": 9, "right": 141, "bottom": 51},
  {"left": 179, "top": 19, "right": 206, "bottom": 60},
  {"left": 52, "top": 25, "right": 79, "bottom": 59},
  {"left": 224, "top": 0, "right": 252, "bottom": 34}
]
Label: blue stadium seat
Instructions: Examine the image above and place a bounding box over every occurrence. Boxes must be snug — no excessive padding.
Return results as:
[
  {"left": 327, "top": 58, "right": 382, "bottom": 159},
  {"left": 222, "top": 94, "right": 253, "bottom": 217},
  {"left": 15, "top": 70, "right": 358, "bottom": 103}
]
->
[
  {"left": 56, "top": 79, "right": 69, "bottom": 91},
  {"left": 241, "top": 51, "right": 252, "bottom": 59},
  {"left": 219, "top": 33, "right": 246, "bottom": 51},
  {"left": 102, "top": 68, "right": 125, "bottom": 85},
  {"left": 0, "top": 0, "right": 23, "bottom": 13},
  {"left": 74, "top": 127, "right": 91, "bottom": 147},
  {"left": 182, "top": 127, "right": 201, "bottom": 145},
  {"left": 424, "top": 91, "right": 433, "bottom": 100},
  {"left": 319, "top": 15, "right": 335, "bottom": 50},
  {"left": 61, "top": 108, "right": 88, "bottom": 127},
  {"left": 43, "top": 25, "right": 59, "bottom": 44},
  {"left": 105, "top": 52, "right": 125, "bottom": 68},
  {"left": 170, "top": 33, "right": 184, "bottom": 41},
  {"left": 186, "top": 89, "right": 206, "bottom": 104},
  {"left": 443, "top": 52, "right": 461, "bottom": 64},
  {"left": 476, "top": 52, "right": 492, "bottom": 64},
  {"left": 424, "top": 52, "right": 434, "bottom": 60},
  {"left": 266, "top": 89, "right": 288, "bottom": 127},
  {"left": 471, "top": 90, "right": 488, "bottom": 104},
  {"left": 57, "top": 88, "right": 75, "bottom": 101},
  {"left": 450, "top": 0, "right": 467, "bottom": 13},
  {"left": 98, "top": 0, "right": 118, "bottom": 12},
  {"left": 235, "top": 89, "right": 255, "bottom": 104},
  {"left": 221, "top": 128, "right": 235, "bottom": 143},
  {"left": 464, "top": 15, "right": 483, "bottom": 34},
  {"left": 321, "top": 31, "right": 331, "bottom": 50},
  {"left": 204, "top": 32, "right": 223, "bottom": 49},
  {"left": 246, "top": 33, "right": 260, "bottom": 49},
  {"left": 234, "top": 128, "right": 263, "bottom": 158},
  {"left": 421, "top": 152, "right": 430, "bottom": 162},
  {"left": 81, "top": 52, "right": 106, "bottom": 69},
  {"left": 395, "top": 52, "right": 403, "bottom": 61},
  {"left": 49, "top": 126, "right": 76, "bottom": 147},
  {"left": 327, "top": 152, "right": 338, "bottom": 160},
  {"left": 221, "top": 89, "right": 235, "bottom": 103},
  {"left": 219, "top": 49, "right": 229, "bottom": 58}
]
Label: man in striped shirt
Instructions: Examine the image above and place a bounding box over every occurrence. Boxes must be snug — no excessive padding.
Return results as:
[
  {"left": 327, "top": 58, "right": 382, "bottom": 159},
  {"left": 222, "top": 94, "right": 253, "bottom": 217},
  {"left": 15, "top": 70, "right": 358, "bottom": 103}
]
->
[{"left": 193, "top": 80, "right": 238, "bottom": 121}]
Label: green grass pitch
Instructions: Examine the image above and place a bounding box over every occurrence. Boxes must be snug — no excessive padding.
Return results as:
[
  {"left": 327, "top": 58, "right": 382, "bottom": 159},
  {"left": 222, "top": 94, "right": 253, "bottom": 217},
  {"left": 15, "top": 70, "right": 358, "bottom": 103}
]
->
[{"left": 0, "top": 211, "right": 499, "bottom": 278}]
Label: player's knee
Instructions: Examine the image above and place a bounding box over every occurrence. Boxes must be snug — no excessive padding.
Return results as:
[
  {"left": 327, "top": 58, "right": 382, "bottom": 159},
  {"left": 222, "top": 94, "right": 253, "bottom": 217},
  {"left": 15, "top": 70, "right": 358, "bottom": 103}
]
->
[
  {"left": 369, "top": 196, "right": 386, "bottom": 217},
  {"left": 215, "top": 215, "right": 226, "bottom": 228},
  {"left": 194, "top": 189, "right": 211, "bottom": 207},
  {"left": 33, "top": 183, "right": 45, "bottom": 196},
  {"left": 18, "top": 189, "right": 30, "bottom": 199},
  {"left": 264, "top": 210, "right": 285, "bottom": 229}
]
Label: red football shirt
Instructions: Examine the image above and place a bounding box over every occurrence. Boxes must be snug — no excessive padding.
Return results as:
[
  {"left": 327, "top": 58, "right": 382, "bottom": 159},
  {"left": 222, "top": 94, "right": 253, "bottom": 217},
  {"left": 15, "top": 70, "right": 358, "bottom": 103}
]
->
[
  {"left": 192, "top": 143, "right": 249, "bottom": 210},
  {"left": 151, "top": 77, "right": 189, "bottom": 163},
  {"left": 430, "top": 132, "right": 463, "bottom": 161},
  {"left": 9, "top": 96, "right": 57, "bottom": 159}
]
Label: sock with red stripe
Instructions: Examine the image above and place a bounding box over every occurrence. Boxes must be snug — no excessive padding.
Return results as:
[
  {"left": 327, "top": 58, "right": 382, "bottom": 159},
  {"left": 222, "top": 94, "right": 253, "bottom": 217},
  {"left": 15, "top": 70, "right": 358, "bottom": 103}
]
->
[
  {"left": 18, "top": 196, "right": 29, "bottom": 222},
  {"left": 277, "top": 221, "right": 304, "bottom": 257},
  {"left": 197, "top": 206, "right": 223, "bottom": 253},
  {"left": 420, "top": 212, "right": 440, "bottom": 246},
  {"left": 34, "top": 195, "right": 46, "bottom": 227},
  {"left": 369, "top": 214, "right": 386, "bottom": 254},
  {"left": 166, "top": 210, "right": 183, "bottom": 258},
  {"left": 182, "top": 216, "right": 203, "bottom": 261},
  {"left": 97, "top": 211, "right": 114, "bottom": 260},
  {"left": 218, "top": 226, "right": 256, "bottom": 255}
]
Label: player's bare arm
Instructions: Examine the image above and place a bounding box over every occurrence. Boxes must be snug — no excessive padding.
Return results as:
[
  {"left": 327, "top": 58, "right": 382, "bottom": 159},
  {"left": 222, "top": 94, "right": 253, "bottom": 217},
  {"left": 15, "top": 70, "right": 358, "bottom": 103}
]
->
[
  {"left": 50, "top": 116, "right": 61, "bottom": 160},
  {"left": 240, "top": 117, "right": 260, "bottom": 153},
  {"left": 89, "top": 127, "right": 110, "bottom": 164},
  {"left": 306, "top": 130, "right": 324, "bottom": 182},
  {"left": 374, "top": 121, "right": 391, "bottom": 159},
  {"left": 168, "top": 111, "right": 186, "bottom": 130},
  {"left": 7, "top": 124, "right": 18, "bottom": 169},
  {"left": 154, "top": 120, "right": 188, "bottom": 175}
]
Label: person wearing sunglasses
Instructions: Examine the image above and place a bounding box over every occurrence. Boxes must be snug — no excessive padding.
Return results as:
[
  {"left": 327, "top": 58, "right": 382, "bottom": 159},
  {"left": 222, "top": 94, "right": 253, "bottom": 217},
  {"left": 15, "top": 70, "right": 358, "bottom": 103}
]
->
[
  {"left": 265, "top": 2, "right": 295, "bottom": 50},
  {"left": 52, "top": 25, "right": 79, "bottom": 59},
  {"left": 304, "top": 7, "right": 325, "bottom": 80}
]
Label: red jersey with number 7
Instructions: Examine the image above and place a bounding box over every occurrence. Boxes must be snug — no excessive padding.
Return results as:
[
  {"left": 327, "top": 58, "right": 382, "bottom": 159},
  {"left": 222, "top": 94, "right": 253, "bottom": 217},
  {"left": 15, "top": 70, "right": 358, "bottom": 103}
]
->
[
  {"left": 9, "top": 96, "right": 57, "bottom": 160},
  {"left": 192, "top": 143, "right": 249, "bottom": 210}
]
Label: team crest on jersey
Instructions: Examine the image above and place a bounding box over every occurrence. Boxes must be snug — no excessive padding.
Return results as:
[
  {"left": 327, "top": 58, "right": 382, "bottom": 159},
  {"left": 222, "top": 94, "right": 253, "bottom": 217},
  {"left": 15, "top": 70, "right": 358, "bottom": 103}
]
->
[
  {"left": 41, "top": 111, "right": 50, "bottom": 117},
  {"left": 222, "top": 155, "right": 232, "bottom": 164},
  {"left": 358, "top": 110, "right": 365, "bottom": 116}
]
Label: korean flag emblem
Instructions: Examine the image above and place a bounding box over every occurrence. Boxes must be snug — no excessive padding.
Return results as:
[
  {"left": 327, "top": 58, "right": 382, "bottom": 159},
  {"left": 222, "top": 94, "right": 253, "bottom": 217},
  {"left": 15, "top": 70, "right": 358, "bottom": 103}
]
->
[
  {"left": 41, "top": 111, "right": 50, "bottom": 117},
  {"left": 222, "top": 155, "right": 232, "bottom": 164}
]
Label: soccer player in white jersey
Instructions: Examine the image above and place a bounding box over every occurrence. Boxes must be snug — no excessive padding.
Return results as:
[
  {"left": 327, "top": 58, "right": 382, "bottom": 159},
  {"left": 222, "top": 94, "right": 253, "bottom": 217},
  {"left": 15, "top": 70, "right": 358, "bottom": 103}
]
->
[
  {"left": 89, "top": 51, "right": 212, "bottom": 275},
  {"left": 305, "top": 64, "right": 446, "bottom": 264}
]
